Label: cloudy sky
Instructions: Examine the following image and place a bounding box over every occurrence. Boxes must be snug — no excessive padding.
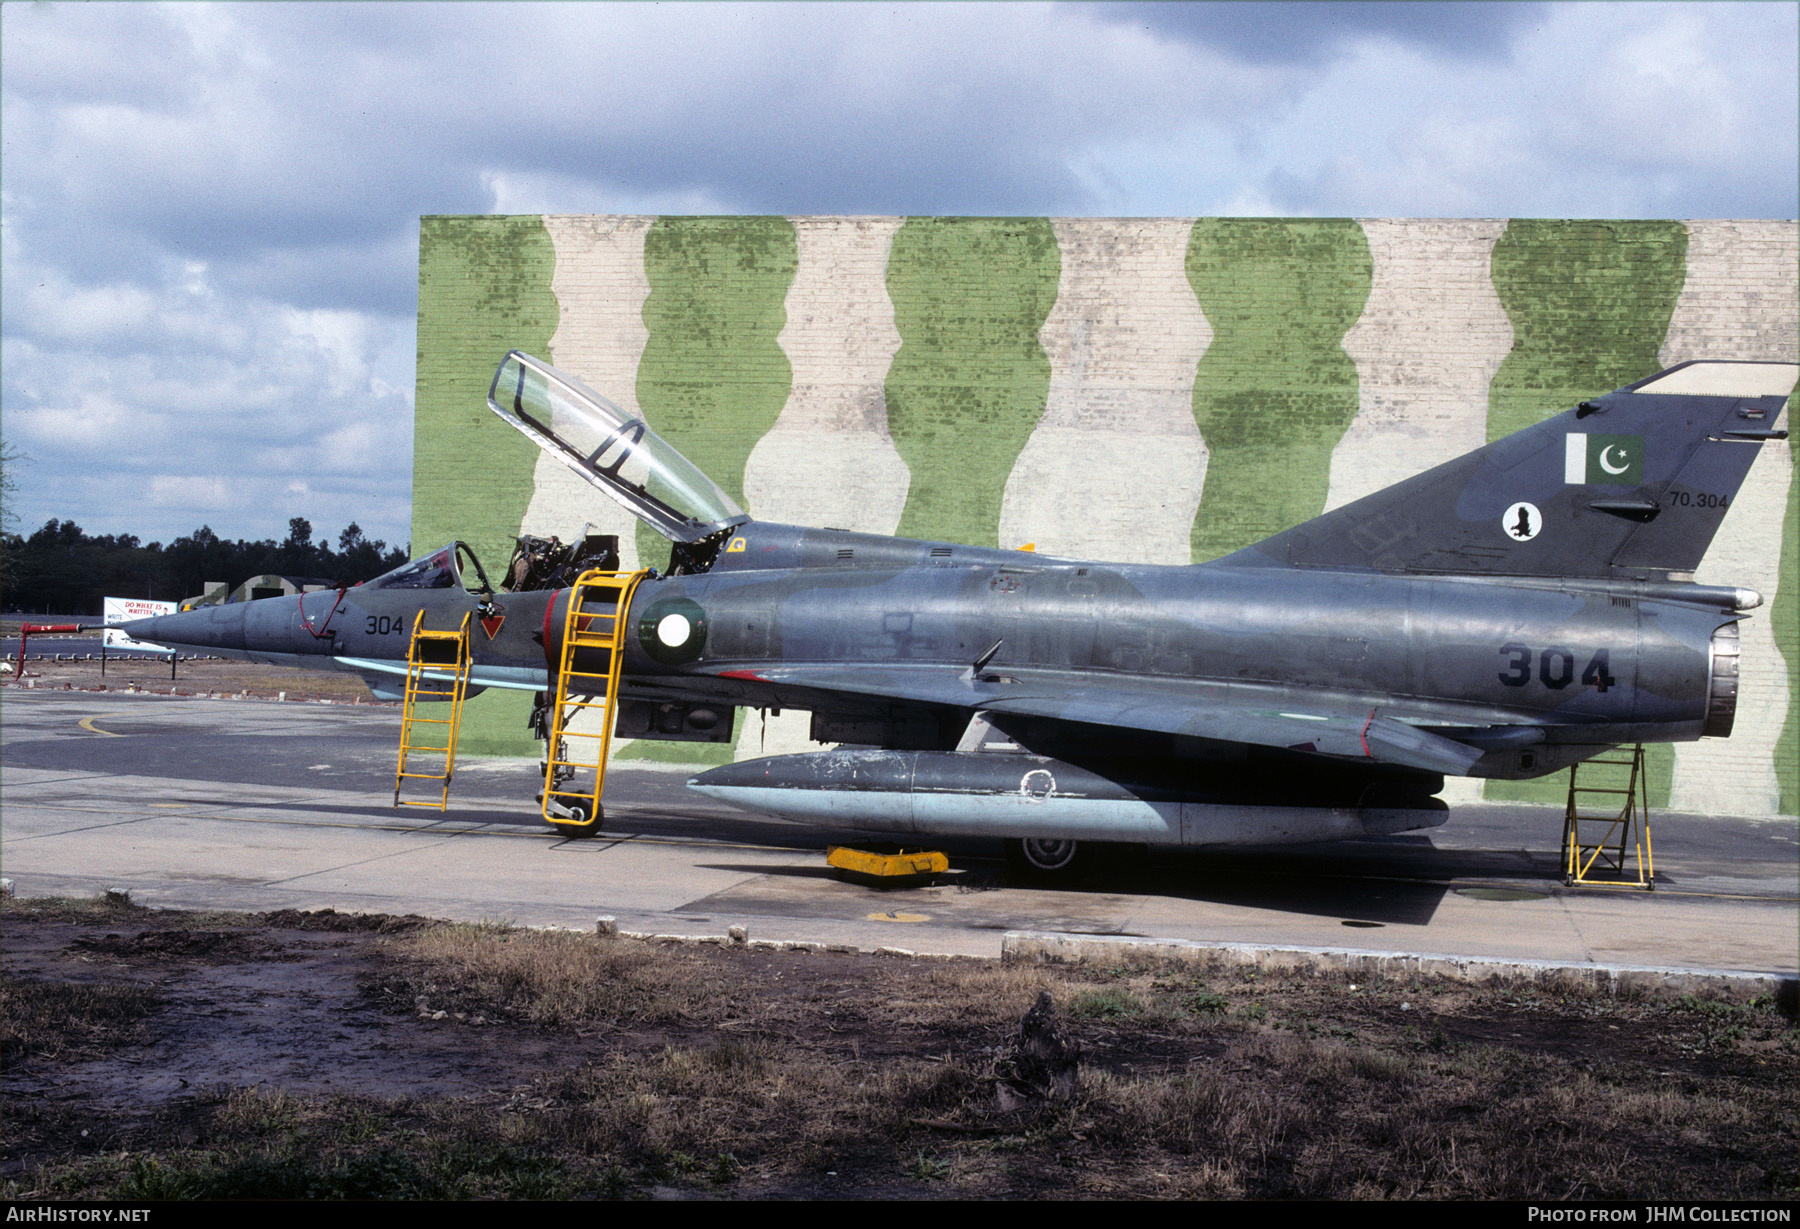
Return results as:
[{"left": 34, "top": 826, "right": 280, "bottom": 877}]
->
[{"left": 2, "top": 0, "right": 1794, "bottom": 551}]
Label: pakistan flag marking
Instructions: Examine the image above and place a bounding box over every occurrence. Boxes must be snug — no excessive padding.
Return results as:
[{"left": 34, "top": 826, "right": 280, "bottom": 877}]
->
[{"left": 1564, "top": 433, "right": 1644, "bottom": 485}]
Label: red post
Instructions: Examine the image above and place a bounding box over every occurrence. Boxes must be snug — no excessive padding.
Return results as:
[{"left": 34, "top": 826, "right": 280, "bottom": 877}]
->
[{"left": 16, "top": 624, "right": 86, "bottom": 680}]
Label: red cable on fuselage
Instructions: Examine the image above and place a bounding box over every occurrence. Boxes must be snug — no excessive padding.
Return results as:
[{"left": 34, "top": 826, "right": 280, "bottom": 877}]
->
[{"left": 299, "top": 587, "right": 348, "bottom": 639}]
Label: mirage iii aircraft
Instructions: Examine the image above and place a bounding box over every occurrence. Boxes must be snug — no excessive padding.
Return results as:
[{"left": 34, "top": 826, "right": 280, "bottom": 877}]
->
[{"left": 125, "top": 351, "right": 1796, "bottom": 870}]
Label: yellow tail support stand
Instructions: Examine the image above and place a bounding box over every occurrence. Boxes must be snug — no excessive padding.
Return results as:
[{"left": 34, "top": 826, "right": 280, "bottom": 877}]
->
[
  {"left": 1561, "top": 744, "right": 1654, "bottom": 889},
  {"left": 541, "top": 568, "right": 649, "bottom": 836},
  {"left": 394, "top": 610, "right": 473, "bottom": 810}
]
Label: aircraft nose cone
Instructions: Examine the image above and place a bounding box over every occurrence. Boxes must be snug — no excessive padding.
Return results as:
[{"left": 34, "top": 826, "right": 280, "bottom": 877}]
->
[
  {"left": 119, "top": 615, "right": 167, "bottom": 643},
  {"left": 121, "top": 604, "right": 249, "bottom": 652}
]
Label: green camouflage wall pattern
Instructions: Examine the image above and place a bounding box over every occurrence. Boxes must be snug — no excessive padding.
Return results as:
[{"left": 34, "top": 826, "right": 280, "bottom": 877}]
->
[
  {"left": 884, "top": 218, "right": 1060, "bottom": 547},
  {"left": 1186, "top": 218, "right": 1371, "bottom": 563},
  {"left": 635, "top": 217, "right": 798, "bottom": 568},
  {"left": 413, "top": 216, "right": 557, "bottom": 755}
]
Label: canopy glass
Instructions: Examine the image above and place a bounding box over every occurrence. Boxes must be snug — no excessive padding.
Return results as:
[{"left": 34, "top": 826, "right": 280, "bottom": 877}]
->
[{"left": 486, "top": 351, "right": 748, "bottom": 543}]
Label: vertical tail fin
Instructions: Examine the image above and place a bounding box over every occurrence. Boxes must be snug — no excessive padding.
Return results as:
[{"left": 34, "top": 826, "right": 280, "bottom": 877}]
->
[{"left": 1228, "top": 361, "right": 1796, "bottom": 580}]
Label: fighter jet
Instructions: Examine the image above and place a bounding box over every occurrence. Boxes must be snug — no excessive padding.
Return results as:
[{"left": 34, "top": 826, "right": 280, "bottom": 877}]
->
[{"left": 125, "top": 351, "right": 1795, "bottom": 870}]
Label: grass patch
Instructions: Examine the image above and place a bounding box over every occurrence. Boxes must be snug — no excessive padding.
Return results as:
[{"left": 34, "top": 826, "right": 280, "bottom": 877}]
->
[
  {"left": 3, "top": 894, "right": 258, "bottom": 931},
  {"left": 1067, "top": 987, "right": 1146, "bottom": 1020},
  {"left": 1, "top": 975, "right": 161, "bottom": 1062},
  {"left": 369, "top": 922, "right": 738, "bottom": 1027}
]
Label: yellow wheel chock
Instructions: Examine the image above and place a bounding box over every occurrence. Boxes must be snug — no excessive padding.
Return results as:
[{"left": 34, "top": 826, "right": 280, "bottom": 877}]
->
[{"left": 826, "top": 845, "right": 949, "bottom": 879}]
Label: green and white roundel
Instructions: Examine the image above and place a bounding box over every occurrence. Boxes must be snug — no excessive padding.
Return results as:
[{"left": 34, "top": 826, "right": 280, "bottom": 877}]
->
[{"left": 638, "top": 597, "right": 708, "bottom": 665}]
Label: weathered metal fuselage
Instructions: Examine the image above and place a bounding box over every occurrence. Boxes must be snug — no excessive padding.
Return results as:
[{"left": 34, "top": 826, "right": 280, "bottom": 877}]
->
[
  {"left": 586, "top": 522, "right": 1738, "bottom": 767},
  {"left": 124, "top": 519, "right": 1742, "bottom": 847},
  {"left": 136, "top": 518, "right": 1739, "bottom": 766}
]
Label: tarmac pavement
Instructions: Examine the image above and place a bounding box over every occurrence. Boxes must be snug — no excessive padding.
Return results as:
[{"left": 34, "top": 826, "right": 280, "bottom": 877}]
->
[{"left": 2, "top": 688, "right": 1794, "bottom": 973}]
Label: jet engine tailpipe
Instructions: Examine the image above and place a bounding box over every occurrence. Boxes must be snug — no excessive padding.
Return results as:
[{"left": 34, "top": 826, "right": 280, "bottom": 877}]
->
[{"left": 1702, "top": 620, "right": 1740, "bottom": 739}]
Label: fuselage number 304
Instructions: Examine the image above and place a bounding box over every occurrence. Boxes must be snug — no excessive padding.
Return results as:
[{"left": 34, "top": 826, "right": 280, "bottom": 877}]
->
[{"left": 1498, "top": 644, "right": 1615, "bottom": 692}]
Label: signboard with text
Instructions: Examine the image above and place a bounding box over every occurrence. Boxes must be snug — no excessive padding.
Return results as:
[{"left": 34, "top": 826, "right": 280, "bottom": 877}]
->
[{"left": 102, "top": 597, "right": 176, "bottom": 652}]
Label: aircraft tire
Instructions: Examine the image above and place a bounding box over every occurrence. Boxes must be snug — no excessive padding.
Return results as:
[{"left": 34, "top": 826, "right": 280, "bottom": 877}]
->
[
  {"left": 555, "top": 802, "right": 604, "bottom": 839},
  {"left": 1005, "top": 837, "right": 1081, "bottom": 875}
]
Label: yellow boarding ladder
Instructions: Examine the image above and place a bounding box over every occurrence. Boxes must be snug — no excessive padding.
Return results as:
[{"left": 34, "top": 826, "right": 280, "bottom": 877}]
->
[
  {"left": 1561, "top": 744, "right": 1654, "bottom": 890},
  {"left": 541, "top": 569, "right": 649, "bottom": 835},
  {"left": 393, "top": 611, "right": 473, "bottom": 810}
]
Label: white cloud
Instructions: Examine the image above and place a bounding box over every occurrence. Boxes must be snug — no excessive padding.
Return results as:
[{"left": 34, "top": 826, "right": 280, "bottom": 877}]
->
[
  {"left": 150, "top": 474, "right": 234, "bottom": 510},
  {"left": 481, "top": 171, "right": 733, "bottom": 218},
  {"left": 19, "top": 279, "right": 160, "bottom": 343},
  {"left": 1, "top": 245, "right": 415, "bottom": 544},
  {"left": 1072, "top": 2, "right": 1796, "bottom": 217},
  {"left": 281, "top": 308, "right": 382, "bottom": 397},
  {"left": 0, "top": 0, "right": 1792, "bottom": 545}
]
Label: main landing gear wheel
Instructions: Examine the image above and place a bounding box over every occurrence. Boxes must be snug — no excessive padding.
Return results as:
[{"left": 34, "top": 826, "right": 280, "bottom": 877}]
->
[{"left": 1005, "top": 837, "right": 1081, "bottom": 874}]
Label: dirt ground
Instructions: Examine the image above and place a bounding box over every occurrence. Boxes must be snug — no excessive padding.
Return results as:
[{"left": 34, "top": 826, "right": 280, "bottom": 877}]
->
[{"left": 2, "top": 895, "right": 1794, "bottom": 1201}]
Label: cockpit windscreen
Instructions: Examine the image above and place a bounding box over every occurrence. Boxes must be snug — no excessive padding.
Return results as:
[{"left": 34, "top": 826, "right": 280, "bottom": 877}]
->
[{"left": 365, "top": 546, "right": 461, "bottom": 590}]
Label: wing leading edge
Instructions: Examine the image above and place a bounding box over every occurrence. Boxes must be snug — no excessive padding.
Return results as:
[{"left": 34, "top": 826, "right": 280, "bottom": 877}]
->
[{"left": 721, "top": 662, "right": 1490, "bottom": 775}]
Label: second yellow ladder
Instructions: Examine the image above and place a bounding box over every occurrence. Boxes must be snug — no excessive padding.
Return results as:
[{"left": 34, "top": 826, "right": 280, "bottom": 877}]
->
[{"left": 541, "top": 569, "right": 648, "bottom": 835}]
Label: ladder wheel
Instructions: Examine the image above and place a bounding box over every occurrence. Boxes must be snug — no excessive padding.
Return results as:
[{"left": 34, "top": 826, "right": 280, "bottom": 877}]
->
[{"left": 556, "top": 802, "right": 603, "bottom": 838}]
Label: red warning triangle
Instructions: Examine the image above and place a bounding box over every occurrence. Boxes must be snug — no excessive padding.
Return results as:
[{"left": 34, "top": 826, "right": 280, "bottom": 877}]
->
[{"left": 480, "top": 613, "right": 506, "bottom": 640}]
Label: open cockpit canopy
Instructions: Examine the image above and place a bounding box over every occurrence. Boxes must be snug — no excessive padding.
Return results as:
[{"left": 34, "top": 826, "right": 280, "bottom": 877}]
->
[{"left": 487, "top": 351, "right": 749, "bottom": 544}]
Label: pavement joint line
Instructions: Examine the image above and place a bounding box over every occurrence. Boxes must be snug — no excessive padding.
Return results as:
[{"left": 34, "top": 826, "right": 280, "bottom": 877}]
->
[
  {"left": 196, "top": 815, "right": 525, "bottom": 838},
  {"left": 551, "top": 834, "right": 635, "bottom": 852},
  {"left": 1431, "top": 872, "right": 1798, "bottom": 902},
  {"left": 9, "top": 799, "right": 1796, "bottom": 902},
  {"left": 1, "top": 770, "right": 125, "bottom": 788},
  {"left": 8, "top": 792, "right": 1795, "bottom": 898},
  {"left": 4, "top": 800, "right": 837, "bottom": 857},
  {"left": 258, "top": 833, "right": 498, "bottom": 888},
  {"left": 2, "top": 815, "right": 159, "bottom": 841},
  {"left": 16, "top": 787, "right": 376, "bottom": 810},
  {"left": 1554, "top": 888, "right": 1599, "bottom": 966},
  {"left": 7, "top": 804, "right": 507, "bottom": 839}
]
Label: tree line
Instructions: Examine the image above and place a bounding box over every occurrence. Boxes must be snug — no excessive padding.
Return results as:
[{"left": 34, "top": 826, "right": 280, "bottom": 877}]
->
[{"left": 1, "top": 517, "right": 410, "bottom": 617}]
